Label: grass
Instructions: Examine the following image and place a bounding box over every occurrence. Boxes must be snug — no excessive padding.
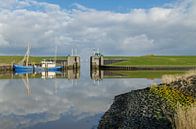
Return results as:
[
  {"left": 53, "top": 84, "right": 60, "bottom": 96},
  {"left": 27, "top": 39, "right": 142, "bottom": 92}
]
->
[
  {"left": 0, "top": 56, "right": 67, "bottom": 65},
  {"left": 150, "top": 85, "right": 195, "bottom": 109},
  {"left": 150, "top": 70, "right": 196, "bottom": 129},
  {"left": 104, "top": 55, "right": 196, "bottom": 66},
  {"left": 151, "top": 70, "right": 196, "bottom": 108}
]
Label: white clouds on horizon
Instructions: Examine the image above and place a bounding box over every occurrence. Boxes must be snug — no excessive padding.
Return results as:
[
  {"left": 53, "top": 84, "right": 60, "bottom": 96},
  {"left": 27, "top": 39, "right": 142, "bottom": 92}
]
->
[{"left": 0, "top": 0, "right": 195, "bottom": 56}]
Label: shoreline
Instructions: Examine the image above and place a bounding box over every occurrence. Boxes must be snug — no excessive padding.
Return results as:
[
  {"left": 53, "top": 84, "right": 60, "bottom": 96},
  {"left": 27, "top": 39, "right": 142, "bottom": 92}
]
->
[{"left": 98, "top": 71, "right": 196, "bottom": 129}]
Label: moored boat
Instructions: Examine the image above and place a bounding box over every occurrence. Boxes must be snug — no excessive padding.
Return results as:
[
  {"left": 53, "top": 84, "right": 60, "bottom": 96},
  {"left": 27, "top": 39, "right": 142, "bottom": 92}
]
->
[
  {"left": 13, "top": 64, "right": 34, "bottom": 72},
  {"left": 13, "top": 44, "right": 33, "bottom": 73},
  {"left": 41, "top": 60, "right": 63, "bottom": 72},
  {"left": 47, "top": 66, "right": 63, "bottom": 71},
  {"left": 13, "top": 44, "right": 63, "bottom": 74}
]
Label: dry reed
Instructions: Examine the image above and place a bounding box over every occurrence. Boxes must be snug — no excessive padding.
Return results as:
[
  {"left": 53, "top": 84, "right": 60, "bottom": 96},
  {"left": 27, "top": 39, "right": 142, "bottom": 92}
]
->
[
  {"left": 162, "top": 70, "right": 196, "bottom": 84},
  {"left": 175, "top": 104, "right": 196, "bottom": 129}
]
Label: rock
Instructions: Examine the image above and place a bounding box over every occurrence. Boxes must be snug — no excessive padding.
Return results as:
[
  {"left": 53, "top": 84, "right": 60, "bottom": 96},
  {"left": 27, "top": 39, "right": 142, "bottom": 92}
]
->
[
  {"left": 98, "top": 88, "right": 173, "bottom": 129},
  {"left": 98, "top": 75, "right": 196, "bottom": 129},
  {"left": 165, "top": 75, "right": 196, "bottom": 98}
]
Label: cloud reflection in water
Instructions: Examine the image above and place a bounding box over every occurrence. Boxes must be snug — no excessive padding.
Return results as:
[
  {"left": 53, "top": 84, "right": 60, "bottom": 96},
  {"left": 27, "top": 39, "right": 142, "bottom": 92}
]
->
[{"left": 0, "top": 77, "right": 157, "bottom": 129}]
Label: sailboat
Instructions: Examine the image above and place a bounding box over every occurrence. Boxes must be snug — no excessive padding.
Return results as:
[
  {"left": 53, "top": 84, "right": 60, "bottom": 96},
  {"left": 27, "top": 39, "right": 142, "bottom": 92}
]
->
[{"left": 13, "top": 44, "right": 34, "bottom": 73}]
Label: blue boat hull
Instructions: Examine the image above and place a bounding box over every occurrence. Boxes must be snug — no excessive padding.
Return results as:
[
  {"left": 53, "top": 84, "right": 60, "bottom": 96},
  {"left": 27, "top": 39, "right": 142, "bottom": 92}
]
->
[
  {"left": 13, "top": 64, "right": 34, "bottom": 72},
  {"left": 13, "top": 64, "right": 63, "bottom": 74}
]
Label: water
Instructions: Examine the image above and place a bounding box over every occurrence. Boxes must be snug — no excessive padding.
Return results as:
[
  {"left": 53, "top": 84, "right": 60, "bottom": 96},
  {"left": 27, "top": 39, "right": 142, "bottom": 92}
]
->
[{"left": 0, "top": 63, "right": 166, "bottom": 129}]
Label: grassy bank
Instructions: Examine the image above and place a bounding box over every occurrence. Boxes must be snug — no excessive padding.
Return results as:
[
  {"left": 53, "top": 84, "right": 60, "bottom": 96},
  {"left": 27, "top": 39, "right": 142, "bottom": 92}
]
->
[
  {"left": 0, "top": 56, "right": 67, "bottom": 65},
  {"left": 150, "top": 70, "right": 196, "bottom": 129},
  {"left": 104, "top": 55, "right": 196, "bottom": 66}
]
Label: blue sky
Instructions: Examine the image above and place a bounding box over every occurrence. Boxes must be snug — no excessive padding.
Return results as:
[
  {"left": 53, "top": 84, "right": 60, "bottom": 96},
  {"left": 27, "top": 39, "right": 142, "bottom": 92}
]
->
[{"left": 37, "top": 0, "right": 177, "bottom": 12}]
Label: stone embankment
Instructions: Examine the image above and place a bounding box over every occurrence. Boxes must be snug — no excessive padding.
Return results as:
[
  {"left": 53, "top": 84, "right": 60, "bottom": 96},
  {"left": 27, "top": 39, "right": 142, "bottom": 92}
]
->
[{"left": 98, "top": 74, "right": 196, "bottom": 129}]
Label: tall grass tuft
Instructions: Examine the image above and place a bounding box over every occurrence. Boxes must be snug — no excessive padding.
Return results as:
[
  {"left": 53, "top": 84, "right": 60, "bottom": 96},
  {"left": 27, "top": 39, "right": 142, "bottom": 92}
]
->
[
  {"left": 175, "top": 104, "right": 196, "bottom": 129},
  {"left": 162, "top": 70, "right": 196, "bottom": 84},
  {"left": 156, "top": 70, "right": 196, "bottom": 129}
]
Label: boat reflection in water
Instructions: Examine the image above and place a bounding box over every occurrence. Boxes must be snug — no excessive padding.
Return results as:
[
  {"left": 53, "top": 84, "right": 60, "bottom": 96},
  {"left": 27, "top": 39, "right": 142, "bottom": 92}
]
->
[
  {"left": 13, "top": 69, "right": 80, "bottom": 80},
  {"left": 11, "top": 69, "right": 80, "bottom": 97},
  {"left": 22, "top": 73, "right": 31, "bottom": 96},
  {"left": 41, "top": 71, "right": 61, "bottom": 79}
]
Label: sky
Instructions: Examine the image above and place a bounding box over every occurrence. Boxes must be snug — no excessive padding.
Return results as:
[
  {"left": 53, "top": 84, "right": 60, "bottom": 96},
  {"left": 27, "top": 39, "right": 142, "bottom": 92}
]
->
[
  {"left": 0, "top": 0, "right": 196, "bottom": 56},
  {"left": 36, "top": 0, "right": 177, "bottom": 12}
]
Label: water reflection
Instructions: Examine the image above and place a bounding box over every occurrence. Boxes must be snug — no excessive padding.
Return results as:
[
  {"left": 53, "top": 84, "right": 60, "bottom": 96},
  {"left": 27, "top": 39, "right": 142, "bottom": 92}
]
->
[
  {"left": 90, "top": 69, "right": 185, "bottom": 80},
  {"left": 0, "top": 79, "right": 154, "bottom": 129},
  {"left": 22, "top": 73, "right": 31, "bottom": 96},
  {"left": 11, "top": 69, "right": 80, "bottom": 80},
  {"left": 90, "top": 69, "right": 103, "bottom": 81},
  {"left": 0, "top": 67, "right": 181, "bottom": 129}
]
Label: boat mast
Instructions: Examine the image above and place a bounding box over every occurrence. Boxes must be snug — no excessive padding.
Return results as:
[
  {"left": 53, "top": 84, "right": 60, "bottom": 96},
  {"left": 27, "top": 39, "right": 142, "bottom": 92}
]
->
[
  {"left": 26, "top": 43, "right": 31, "bottom": 66},
  {"left": 18, "top": 43, "right": 31, "bottom": 66},
  {"left": 54, "top": 46, "right": 57, "bottom": 64}
]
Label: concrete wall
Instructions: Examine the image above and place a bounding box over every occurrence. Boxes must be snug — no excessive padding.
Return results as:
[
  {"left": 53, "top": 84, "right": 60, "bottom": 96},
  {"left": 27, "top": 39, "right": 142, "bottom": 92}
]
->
[
  {"left": 90, "top": 56, "right": 103, "bottom": 69},
  {"left": 67, "top": 56, "right": 80, "bottom": 69}
]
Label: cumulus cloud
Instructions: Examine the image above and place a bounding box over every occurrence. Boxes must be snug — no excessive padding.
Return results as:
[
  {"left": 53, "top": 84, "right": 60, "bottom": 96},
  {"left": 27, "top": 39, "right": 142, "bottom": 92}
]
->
[
  {"left": 0, "top": 0, "right": 195, "bottom": 57},
  {"left": 121, "top": 34, "right": 154, "bottom": 53}
]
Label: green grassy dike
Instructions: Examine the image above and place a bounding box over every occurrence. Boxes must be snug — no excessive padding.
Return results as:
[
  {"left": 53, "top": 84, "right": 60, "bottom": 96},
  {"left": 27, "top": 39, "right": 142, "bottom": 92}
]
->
[
  {"left": 104, "top": 55, "right": 196, "bottom": 66},
  {"left": 0, "top": 56, "right": 67, "bottom": 65}
]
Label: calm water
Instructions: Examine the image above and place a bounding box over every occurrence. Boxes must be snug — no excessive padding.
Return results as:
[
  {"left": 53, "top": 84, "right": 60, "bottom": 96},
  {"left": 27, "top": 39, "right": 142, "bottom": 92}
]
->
[{"left": 0, "top": 63, "right": 161, "bottom": 129}]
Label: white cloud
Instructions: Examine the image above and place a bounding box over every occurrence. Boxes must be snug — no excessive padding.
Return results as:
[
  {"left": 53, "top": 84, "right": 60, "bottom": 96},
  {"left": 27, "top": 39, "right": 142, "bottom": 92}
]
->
[
  {"left": 121, "top": 34, "right": 154, "bottom": 52},
  {"left": 0, "top": 0, "right": 195, "bottom": 56}
]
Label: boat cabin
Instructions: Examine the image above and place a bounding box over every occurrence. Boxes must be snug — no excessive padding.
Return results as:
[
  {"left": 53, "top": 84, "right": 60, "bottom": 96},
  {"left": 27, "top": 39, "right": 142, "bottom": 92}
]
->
[{"left": 41, "top": 60, "right": 56, "bottom": 68}]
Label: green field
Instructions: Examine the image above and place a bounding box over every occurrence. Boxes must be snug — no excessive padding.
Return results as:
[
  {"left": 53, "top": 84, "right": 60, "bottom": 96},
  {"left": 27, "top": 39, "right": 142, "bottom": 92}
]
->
[
  {"left": 104, "top": 55, "right": 196, "bottom": 66},
  {"left": 0, "top": 56, "right": 67, "bottom": 65}
]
